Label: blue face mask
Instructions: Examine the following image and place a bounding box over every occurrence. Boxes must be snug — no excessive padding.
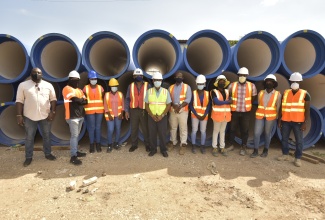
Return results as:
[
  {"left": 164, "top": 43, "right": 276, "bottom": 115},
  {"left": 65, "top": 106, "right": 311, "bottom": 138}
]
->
[
  {"left": 197, "top": 85, "right": 204, "bottom": 90},
  {"left": 135, "top": 76, "right": 143, "bottom": 82},
  {"left": 154, "top": 81, "right": 162, "bottom": 88}
]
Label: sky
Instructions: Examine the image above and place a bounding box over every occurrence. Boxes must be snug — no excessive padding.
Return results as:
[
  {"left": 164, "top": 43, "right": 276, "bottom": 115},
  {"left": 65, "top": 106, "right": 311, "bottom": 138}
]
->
[{"left": 1, "top": 0, "right": 325, "bottom": 50}]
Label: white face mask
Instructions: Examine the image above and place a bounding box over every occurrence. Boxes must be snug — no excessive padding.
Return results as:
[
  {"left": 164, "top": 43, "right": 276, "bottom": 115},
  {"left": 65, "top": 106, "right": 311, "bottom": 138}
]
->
[
  {"left": 197, "top": 85, "right": 205, "bottom": 90},
  {"left": 90, "top": 79, "right": 97, "bottom": 85},
  {"left": 239, "top": 76, "right": 246, "bottom": 84},
  {"left": 111, "top": 87, "right": 118, "bottom": 92},
  {"left": 291, "top": 82, "right": 299, "bottom": 90},
  {"left": 154, "top": 81, "right": 162, "bottom": 88}
]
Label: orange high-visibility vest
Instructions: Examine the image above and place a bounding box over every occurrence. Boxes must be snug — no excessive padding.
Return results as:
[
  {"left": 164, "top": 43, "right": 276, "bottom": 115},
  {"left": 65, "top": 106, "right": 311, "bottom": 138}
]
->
[
  {"left": 129, "top": 82, "right": 148, "bottom": 109},
  {"left": 83, "top": 85, "right": 104, "bottom": 114},
  {"left": 191, "top": 90, "right": 209, "bottom": 121},
  {"left": 230, "top": 82, "right": 253, "bottom": 111},
  {"left": 104, "top": 91, "right": 123, "bottom": 121},
  {"left": 281, "top": 89, "right": 306, "bottom": 122},
  {"left": 211, "top": 89, "right": 231, "bottom": 122},
  {"left": 169, "top": 83, "right": 189, "bottom": 112},
  {"left": 255, "top": 90, "right": 280, "bottom": 120}
]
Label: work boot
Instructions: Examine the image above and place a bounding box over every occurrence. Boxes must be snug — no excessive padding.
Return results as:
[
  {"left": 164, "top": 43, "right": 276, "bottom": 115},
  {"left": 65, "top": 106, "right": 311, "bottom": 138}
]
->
[
  {"left": 260, "top": 148, "right": 268, "bottom": 157},
  {"left": 107, "top": 144, "right": 113, "bottom": 153},
  {"left": 220, "top": 148, "right": 228, "bottom": 157},
  {"left": 179, "top": 144, "right": 186, "bottom": 155},
  {"left": 23, "top": 158, "right": 32, "bottom": 167},
  {"left": 277, "top": 154, "right": 290, "bottom": 161},
  {"left": 167, "top": 142, "right": 175, "bottom": 152},
  {"left": 96, "top": 143, "right": 102, "bottom": 152},
  {"left": 70, "top": 156, "right": 82, "bottom": 165},
  {"left": 191, "top": 144, "right": 197, "bottom": 154},
  {"left": 250, "top": 149, "right": 258, "bottom": 158},
  {"left": 89, "top": 144, "right": 95, "bottom": 153},
  {"left": 129, "top": 145, "right": 138, "bottom": 152},
  {"left": 77, "top": 151, "right": 87, "bottom": 157},
  {"left": 113, "top": 142, "right": 121, "bottom": 150},
  {"left": 212, "top": 148, "right": 218, "bottom": 157},
  {"left": 226, "top": 145, "right": 235, "bottom": 152},
  {"left": 200, "top": 145, "right": 206, "bottom": 154},
  {"left": 239, "top": 145, "right": 246, "bottom": 156},
  {"left": 294, "top": 158, "right": 302, "bottom": 167}
]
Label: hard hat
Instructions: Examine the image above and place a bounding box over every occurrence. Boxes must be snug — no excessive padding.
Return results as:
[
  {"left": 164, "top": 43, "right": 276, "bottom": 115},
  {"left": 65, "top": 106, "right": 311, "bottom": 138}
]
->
[
  {"left": 196, "top": 74, "right": 206, "bottom": 84},
  {"left": 238, "top": 67, "right": 249, "bottom": 75},
  {"left": 264, "top": 74, "right": 277, "bottom": 82},
  {"left": 68, "top": 70, "right": 80, "bottom": 79},
  {"left": 133, "top": 68, "right": 143, "bottom": 76},
  {"left": 289, "top": 72, "right": 303, "bottom": 81},
  {"left": 152, "top": 72, "right": 163, "bottom": 80},
  {"left": 214, "top": 75, "right": 230, "bottom": 88},
  {"left": 88, "top": 70, "right": 97, "bottom": 79},
  {"left": 108, "top": 78, "right": 119, "bottom": 86}
]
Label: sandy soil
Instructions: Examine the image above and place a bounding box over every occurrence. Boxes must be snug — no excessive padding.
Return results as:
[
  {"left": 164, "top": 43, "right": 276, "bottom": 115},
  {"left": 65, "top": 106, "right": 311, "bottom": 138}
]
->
[{"left": 0, "top": 136, "right": 324, "bottom": 220}]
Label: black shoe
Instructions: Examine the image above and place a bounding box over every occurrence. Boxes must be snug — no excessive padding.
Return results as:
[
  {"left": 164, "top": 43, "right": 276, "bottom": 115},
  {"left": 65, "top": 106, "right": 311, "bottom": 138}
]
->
[
  {"left": 70, "top": 156, "right": 82, "bottom": 165},
  {"left": 129, "top": 145, "right": 138, "bottom": 152},
  {"left": 45, "top": 154, "right": 56, "bottom": 161},
  {"left": 250, "top": 149, "right": 258, "bottom": 158},
  {"left": 113, "top": 142, "right": 121, "bottom": 150},
  {"left": 77, "top": 151, "right": 87, "bottom": 157},
  {"left": 260, "top": 148, "right": 268, "bottom": 157},
  {"left": 96, "top": 143, "right": 102, "bottom": 152},
  {"left": 23, "top": 158, "right": 32, "bottom": 167},
  {"left": 191, "top": 145, "right": 197, "bottom": 154},
  {"left": 200, "top": 146, "right": 206, "bottom": 154},
  {"left": 107, "top": 145, "right": 113, "bottom": 153},
  {"left": 145, "top": 145, "right": 151, "bottom": 152},
  {"left": 148, "top": 151, "right": 157, "bottom": 156},
  {"left": 161, "top": 151, "right": 168, "bottom": 157},
  {"left": 89, "top": 144, "right": 95, "bottom": 153}
]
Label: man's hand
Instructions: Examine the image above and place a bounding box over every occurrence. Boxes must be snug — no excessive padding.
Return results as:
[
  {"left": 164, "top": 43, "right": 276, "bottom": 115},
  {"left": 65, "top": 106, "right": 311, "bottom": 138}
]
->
[
  {"left": 125, "top": 112, "right": 129, "bottom": 120},
  {"left": 47, "top": 112, "right": 55, "bottom": 121},
  {"left": 300, "top": 122, "right": 307, "bottom": 131},
  {"left": 277, "top": 120, "right": 282, "bottom": 129},
  {"left": 17, "top": 116, "right": 24, "bottom": 126}
]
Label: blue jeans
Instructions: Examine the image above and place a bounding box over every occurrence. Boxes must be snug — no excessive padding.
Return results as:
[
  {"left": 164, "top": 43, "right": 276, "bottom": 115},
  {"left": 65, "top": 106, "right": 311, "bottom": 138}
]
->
[
  {"left": 106, "top": 117, "right": 122, "bottom": 145},
  {"left": 85, "top": 113, "right": 103, "bottom": 144},
  {"left": 191, "top": 117, "right": 207, "bottom": 146},
  {"left": 24, "top": 117, "right": 52, "bottom": 158},
  {"left": 254, "top": 118, "right": 276, "bottom": 149},
  {"left": 66, "top": 118, "right": 84, "bottom": 157},
  {"left": 281, "top": 121, "right": 303, "bottom": 159}
]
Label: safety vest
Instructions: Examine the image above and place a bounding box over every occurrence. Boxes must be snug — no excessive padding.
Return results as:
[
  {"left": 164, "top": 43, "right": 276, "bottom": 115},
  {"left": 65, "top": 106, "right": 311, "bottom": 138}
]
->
[
  {"left": 83, "top": 85, "right": 104, "bottom": 114},
  {"left": 129, "top": 82, "right": 148, "bottom": 109},
  {"left": 211, "top": 89, "right": 231, "bottom": 122},
  {"left": 62, "top": 86, "right": 86, "bottom": 120},
  {"left": 191, "top": 90, "right": 209, "bottom": 121},
  {"left": 255, "top": 90, "right": 280, "bottom": 120},
  {"left": 230, "top": 81, "right": 253, "bottom": 111},
  {"left": 169, "top": 83, "right": 189, "bottom": 112},
  {"left": 148, "top": 87, "right": 168, "bottom": 115},
  {"left": 104, "top": 91, "right": 123, "bottom": 121},
  {"left": 281, "top": 89, "right": 306, "bottom": 122}
]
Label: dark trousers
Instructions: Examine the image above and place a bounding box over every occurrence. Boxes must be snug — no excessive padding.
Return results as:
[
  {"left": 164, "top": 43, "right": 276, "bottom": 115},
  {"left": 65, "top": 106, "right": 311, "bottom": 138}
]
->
[
  {"left": 281, "top": 121, "right": 303, "bottom": 159},
  {"left": 148, "top": 115, "right": 168, "bottom": 153},
  {"left": 229, "top": 111, "right": 250, "bottom": 146},
  {"left": 130, "top": 108, "right": 149, "bottom": 147}
]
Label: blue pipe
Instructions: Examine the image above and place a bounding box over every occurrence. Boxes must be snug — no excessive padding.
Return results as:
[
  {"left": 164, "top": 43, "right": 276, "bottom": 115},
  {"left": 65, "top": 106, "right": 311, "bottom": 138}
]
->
[
  {"left": 280, "top": 30, "right": 325, "bottom": 79},
  {"left": 319, "top": 107, "right": 325, "bottom": 140},
  {"left": 0, "top": 34, "right": 31, "bottom": 83},
  {"left": 183, "top": 30, "right": 231, "bottom": 79},
  {"left": 82, "top": 31, "right": 130, "bottom": 80},
  {"left": 30, "top": 33, "right": 82, "bottom": 82},
  {"left": 276, "top": 105, "right": 323, "bottom": 149},
  {"left": 132, "top": 29, "right": 182, "bottom": 79},
  {"left": 228, "top": 31, "right": 282, "bottom": 82}
]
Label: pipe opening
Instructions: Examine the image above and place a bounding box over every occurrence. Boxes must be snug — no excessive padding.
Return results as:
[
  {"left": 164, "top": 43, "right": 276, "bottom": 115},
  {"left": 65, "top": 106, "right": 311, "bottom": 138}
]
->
[
  {"left": 0, "top": 105, "right": 25, "bottom": 140},
  {"left": 300, "top": 74, "right": 325, "bottom": 109},
  {"left": 0, "top": 84, "right": 14, "bottom": 103},
  {"left": 51, "top": 104, "right": 75, "bottom": 140}
]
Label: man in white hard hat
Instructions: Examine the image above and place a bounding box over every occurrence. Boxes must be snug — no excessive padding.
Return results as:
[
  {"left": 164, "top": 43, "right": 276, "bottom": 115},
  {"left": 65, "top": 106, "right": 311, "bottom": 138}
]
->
[
  {"left": 277, "top": 72, "right": 310, "bottom": 167},
  {"left": 251, "top": 74, "right": 281, "bottom": 158},
  {"left": 124, "top": 68, "right": 151, "bottom": 153},
  {"left": 227, "top": 67, "right": 257, "bottom": 155},
  {"left": 145, "top": 72, "right": 171, "bottom": 157}
]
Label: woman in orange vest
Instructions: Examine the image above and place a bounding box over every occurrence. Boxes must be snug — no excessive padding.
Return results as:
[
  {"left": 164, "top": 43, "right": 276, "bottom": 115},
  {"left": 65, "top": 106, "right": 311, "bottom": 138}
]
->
[
  {"left": 104, "top": 78, "right": 124, "bottom": 153},
  {"left": 83, "top": 70, "right": 104, "bottom": 153},
  {"left": 210, "top": 75, "right": 231, "bottom": 157},
  {"left": 252, "top": 74, "right": 281, "bottom": 158}
]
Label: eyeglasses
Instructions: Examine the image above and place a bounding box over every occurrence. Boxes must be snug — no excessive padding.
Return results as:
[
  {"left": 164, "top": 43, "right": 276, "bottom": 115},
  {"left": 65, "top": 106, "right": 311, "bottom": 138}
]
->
[{"left": 35, "top": 84, "right": 40, "bottom": 91}]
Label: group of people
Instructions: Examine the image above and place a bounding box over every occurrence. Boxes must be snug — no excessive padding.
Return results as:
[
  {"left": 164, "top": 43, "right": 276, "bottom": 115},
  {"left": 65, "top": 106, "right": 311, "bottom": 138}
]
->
[{"left": 16, "top": 66, "right": 310, "bottom": 168}]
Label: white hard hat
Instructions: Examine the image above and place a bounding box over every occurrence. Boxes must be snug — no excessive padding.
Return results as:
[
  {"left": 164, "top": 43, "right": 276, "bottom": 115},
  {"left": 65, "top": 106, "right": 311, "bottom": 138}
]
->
[
  {"left": 238, "top": 67, "right": 249, "bottom": 75},
  {"left": 196, "top": 74, "right": 206, "bottom": 84},
  {"left": 152, "top": 72, "right": 163, "bottom": 80},
  {"left": 289, "top": 72, "right": 303, "bottom": 81},
  {"left": 68, "top": 70, "right": 80, "bottom": 79},
  {"left": 264, "top": 74, "right": 277, "bottom": 82},
  {"left": 133, "top": 68, "right": 143, "bottom": 76}
]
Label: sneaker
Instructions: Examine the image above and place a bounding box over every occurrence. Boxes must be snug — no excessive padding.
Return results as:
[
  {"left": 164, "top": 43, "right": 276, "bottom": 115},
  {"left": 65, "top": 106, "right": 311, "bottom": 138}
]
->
[
  {"left": 260, "top": 148, "right": 268, "bottom": 158},
  {"left": 23, "top": 158, "right": 32, "bottom": 167},
  {"left": 45, "top": 154, "right": 56, "bottom": 161},
  {"left": 239, "top": 147, "right": 246, "bottom": 156},
  {"left": 77, "top": 151, "right": 87, "bottom": 157},
  {"left": 212, "top": 148, "right": 218, "bottom": 157},
  {"left": 89, "top": 144, "right": 95, "bottom": 153},
  {"left": 107, "top": 145, "right": 113, "bottom": 153},
  {"left": 294, "top": 158, "right": 301, "bottom": 167},
  {"left": 277, "top": 154, "right": 290, "bottom": 161},
  {"left": 167, "top": 142, "right": 175, "bottom": 152},
  {"left": 250, "top": 149, "right": 258, "bottom": 158},
  {"left": 200, "top": 145, "right": 206, "bottom": 154},
  {"left": 220, "top": 148, "right": 228, "bottom": 156},
  {"left": 70, "top": 156, "right": 82, "bottom": 165},
  {"left": 179, "top": 144, "right": 186, "bottom": 155},
  {"left": 226, "top": 145, "right": 235, "bottom": 152},
  {"left": 96, "top": 143, "right": 102, "bottom": 152},
  {"left": 129, "top": 145, "right": 138, "bottom": 152},
  {"left": 191, "top": 145, "right": 197, "bottom": 154}
]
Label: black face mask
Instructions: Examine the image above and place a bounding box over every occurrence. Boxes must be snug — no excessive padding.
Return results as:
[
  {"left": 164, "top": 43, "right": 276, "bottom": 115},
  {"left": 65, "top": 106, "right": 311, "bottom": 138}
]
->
[
  {"left": 265, "top": 83, "right": 273, "bottom": 89},
  {"left": 135, "top": 76, "right": 143, "bottom": 82},
  {"left": 175, "top": 78, "right": 183, "bottom": 83},
  {"left": 218, "top": 83, "right": 225, "bottom": 89},
  {"left": 31, "top": 73, "right": 42, "bottom": 82},
  {"left": 68, "top": 80, "right": 79, "bottom": 89}
]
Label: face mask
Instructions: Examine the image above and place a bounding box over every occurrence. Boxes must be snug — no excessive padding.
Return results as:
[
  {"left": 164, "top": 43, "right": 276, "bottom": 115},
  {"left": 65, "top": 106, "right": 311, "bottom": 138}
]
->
[
  {"left": 239, "top": 76, "right": 246, "bottom": 84},
  {"left": 197, "top": 85, "right": 204, "bottom": 90},
  {"left": 111, "top": 87, "right": 118, "bottom": 93},
  {"left": 135, "top": 76, "right": 143, "bottom": 82},
  {"left": 31, "top": 73, "right": 42, "bottom": 82},
  {"left": 68, "top": 80, "right": 79, "bottom": 89},
  {"left": 291, "top": 82, "right": 299, "bottom": 90},
  {"left": 218, "top": 83, "right": 225, "bottom": 89},
  {"left": 154, "top": 81, "right": 162, "bottom": 88},
  {"left": 90, "top": 80, "right": 97, "bottom": 85},
  {"left": 175, "top": 78, "right": 183, "bottom": 84}
]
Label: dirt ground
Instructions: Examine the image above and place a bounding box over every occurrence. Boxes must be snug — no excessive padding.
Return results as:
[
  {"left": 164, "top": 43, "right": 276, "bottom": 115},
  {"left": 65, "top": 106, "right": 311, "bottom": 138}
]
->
[{"left": 0, "top": 135, "right": 324, "bottom": 220}]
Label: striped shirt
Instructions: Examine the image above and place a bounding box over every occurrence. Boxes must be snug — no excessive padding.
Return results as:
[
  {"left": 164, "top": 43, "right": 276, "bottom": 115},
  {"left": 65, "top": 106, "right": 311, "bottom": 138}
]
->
[{"left": 228, "top": 82, "right": 257, "bottom": 112}]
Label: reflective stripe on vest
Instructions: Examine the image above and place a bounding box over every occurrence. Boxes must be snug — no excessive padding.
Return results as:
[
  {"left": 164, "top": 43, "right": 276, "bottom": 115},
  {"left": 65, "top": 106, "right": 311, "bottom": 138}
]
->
[
  {"left": 191, "top": 90, "right": 209, "bottom": 121},
  {"left": 255, "top": 90, "right": 279, "bottom": 120},
  {"left": 282, "top": 89, "right": 306, "bottom": 122},
  {"left": 211, "top": 89, "right": 231, "bottom": 122},
  {"left": 104, "top": 91, "right": 123, "bottom": 120},
  {"left": 84, "top": 85, "right": 104, "bottom": 114},
  {"left": 148, "top": 88, "right": 168, "bottom": 115},
  {"left": 130, "top": 82, "right": 148, "bottom": 109},
  {"left": 169, "top": 83, "right": 189, "bottom": 112},
  {"left": 230, "top": 82, "right": 252, "bottom": 111}
]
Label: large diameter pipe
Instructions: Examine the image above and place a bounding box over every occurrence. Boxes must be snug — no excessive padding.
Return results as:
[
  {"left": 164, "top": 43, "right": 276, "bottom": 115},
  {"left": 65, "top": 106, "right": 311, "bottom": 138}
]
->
[
  {"left": 0, "top": 83, "right": 15, "bottom": 104},
  {"left": 0, "top": 34, "right": 31, "bottom": 83},
  {"left": 228, "top": 31, "right": 282, "bottom": 81},
  {"left": 276, "top": 105, "right": 323, "bottom": 149},
  {"left": 280, "top": 30, "right": 325, "bottom": 79},
  {"left": 132, "top": 29, "right": 182, "bottom": 79},
  {"left": 299, "top": 74, "right": 325, "bottom": 109},
  {"left": 30, "top": 33, "right": 82, "bottom": 82},
  {"left": 320, "top": 107, "right": 325, "bottom": 140},
  {"left": 183, "top": 30, "right": 231, "bottom": 79},
  {"left": 82, "top": 31, "right": 130, "bottom": 80}
]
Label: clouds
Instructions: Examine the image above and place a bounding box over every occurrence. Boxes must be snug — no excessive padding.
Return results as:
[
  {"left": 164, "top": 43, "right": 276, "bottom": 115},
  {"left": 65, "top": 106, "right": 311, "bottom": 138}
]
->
[{"left": 260, "top": 0, "right": 280, "bottom": 6}]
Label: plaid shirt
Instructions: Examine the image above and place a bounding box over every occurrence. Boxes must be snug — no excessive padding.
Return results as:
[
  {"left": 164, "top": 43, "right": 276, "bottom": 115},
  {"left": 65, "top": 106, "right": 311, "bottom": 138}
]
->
[{"left": 228, "top": 82, "right": 257, "bottom": 112}]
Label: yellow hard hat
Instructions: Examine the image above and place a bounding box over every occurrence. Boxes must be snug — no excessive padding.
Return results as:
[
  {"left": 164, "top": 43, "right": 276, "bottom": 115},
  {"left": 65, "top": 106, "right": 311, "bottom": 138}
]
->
[
  {"left": 108, "top": 78, "right": 119, "bottom": 86},
  {"left": 214, "top": 75, "right": 230, "bottom": 88}
]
